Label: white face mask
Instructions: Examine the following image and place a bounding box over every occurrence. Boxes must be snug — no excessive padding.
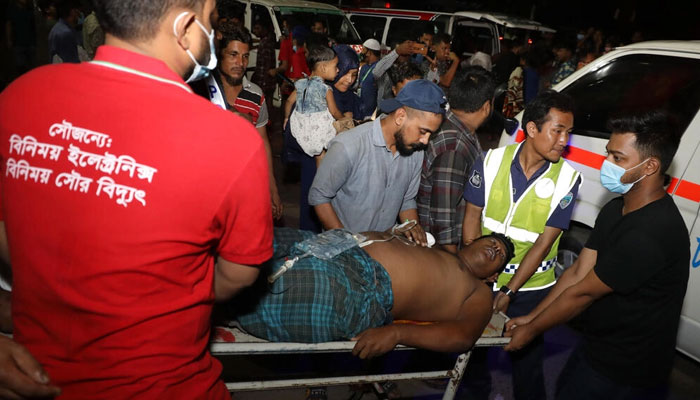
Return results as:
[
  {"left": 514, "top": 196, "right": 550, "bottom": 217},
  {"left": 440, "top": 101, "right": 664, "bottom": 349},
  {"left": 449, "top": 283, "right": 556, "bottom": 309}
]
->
[{"left": 173, "top": 12, "right": 217, "bottom": 83}]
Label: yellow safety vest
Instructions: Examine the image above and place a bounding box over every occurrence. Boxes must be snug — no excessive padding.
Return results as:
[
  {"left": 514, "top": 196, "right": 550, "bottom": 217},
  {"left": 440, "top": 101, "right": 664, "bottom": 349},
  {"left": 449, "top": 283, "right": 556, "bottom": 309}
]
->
[{"left": 482, "top": 143, "right": 581, "bottom": 291}]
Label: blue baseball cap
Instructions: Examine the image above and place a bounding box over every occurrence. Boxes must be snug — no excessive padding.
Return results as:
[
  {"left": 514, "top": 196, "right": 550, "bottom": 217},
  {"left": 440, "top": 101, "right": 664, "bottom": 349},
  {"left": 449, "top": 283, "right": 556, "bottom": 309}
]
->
[{"left": 380, "top": 79, "right": 447, "bottom": 115}]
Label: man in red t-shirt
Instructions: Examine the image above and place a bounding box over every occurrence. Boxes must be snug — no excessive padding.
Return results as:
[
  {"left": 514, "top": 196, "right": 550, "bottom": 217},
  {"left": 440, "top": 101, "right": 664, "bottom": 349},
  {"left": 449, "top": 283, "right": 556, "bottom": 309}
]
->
[
  {"left": 277, "top": 24, "right": 310, "bottom": 96},
  {"left": 0, "top": 0, "right": 273, "bottom": 398}
]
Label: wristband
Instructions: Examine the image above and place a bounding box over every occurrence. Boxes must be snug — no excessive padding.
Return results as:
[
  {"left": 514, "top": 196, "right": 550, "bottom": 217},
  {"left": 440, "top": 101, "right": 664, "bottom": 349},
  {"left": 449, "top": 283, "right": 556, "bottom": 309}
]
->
[{"left": 500, "top": 285, "right": 516, "bottom": 300}]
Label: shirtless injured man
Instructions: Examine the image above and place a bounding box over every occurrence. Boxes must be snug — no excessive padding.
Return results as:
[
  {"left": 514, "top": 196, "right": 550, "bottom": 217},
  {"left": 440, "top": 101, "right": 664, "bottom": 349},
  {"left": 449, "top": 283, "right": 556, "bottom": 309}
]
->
[{"left": 229, "top": 227, "right": 514, "bottom": 359}]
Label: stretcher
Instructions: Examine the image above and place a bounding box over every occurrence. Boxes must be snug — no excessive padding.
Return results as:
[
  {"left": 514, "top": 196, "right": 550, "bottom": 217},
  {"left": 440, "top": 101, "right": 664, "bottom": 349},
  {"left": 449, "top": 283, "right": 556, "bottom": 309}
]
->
[{"left": 209, "top": 314, "right": 510, "bottom": 400}]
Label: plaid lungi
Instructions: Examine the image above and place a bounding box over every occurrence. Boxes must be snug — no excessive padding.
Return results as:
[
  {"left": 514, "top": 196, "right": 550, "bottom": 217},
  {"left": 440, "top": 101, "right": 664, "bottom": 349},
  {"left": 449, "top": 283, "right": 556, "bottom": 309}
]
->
[{"left": 236, "top": 228, "right": 394, "bottom": 342}]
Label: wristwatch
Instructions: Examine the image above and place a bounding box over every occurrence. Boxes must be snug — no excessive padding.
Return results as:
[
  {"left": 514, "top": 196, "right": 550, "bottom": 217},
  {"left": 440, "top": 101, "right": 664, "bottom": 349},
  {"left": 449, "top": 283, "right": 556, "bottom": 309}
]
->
[{"left": 500, "top": 285, "right": 516, "bottom": 300}]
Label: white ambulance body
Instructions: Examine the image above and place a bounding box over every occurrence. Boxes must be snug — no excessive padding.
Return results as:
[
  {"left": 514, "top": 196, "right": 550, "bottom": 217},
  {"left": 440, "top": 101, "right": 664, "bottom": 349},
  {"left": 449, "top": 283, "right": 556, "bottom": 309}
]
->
[
  {"left": 499, "top": 41, "right": 700, "bottom": 362},
  {"left": 344, "top": 7, "right": 555, "bottom": 57},
  {"left": 234, "top": 0, "right": 361, "bottom": 104}
]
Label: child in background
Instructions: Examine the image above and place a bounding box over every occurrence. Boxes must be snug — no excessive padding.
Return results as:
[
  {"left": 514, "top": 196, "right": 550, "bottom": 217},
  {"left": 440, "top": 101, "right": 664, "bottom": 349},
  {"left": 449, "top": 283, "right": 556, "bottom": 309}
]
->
[{"left": 285, "top": 44, "right": 346, "bottom": 163}]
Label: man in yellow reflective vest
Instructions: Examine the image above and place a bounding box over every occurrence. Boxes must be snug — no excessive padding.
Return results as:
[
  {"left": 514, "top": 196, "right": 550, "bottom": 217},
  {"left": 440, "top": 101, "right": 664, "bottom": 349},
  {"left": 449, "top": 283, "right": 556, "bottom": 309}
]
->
[{"left": 461, "top": 90, "right": 582, "bottom": 400}]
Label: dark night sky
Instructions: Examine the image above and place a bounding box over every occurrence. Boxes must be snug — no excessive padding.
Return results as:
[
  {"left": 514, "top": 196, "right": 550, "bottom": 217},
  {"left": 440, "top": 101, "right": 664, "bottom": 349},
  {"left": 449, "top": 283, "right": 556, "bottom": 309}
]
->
[{"left": 332, "top": 0, "right": 700, "bottom": 40}]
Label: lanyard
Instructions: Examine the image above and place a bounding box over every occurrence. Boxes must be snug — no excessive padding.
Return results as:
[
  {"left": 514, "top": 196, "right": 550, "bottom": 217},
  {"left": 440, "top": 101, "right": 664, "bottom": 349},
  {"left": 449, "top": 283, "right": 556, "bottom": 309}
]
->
[
  {"left": 360, "top": 64, "right": 375, "bottom": 85},
  {"left": 89, "top": 60, "right": 193, "bottom": 94}
]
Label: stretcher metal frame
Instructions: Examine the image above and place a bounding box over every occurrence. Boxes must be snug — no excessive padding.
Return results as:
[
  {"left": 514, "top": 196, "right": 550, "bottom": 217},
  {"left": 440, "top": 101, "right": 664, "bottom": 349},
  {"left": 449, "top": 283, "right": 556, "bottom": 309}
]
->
[{"left": 210, "top": 325, "right": 510, "bottom": 400}]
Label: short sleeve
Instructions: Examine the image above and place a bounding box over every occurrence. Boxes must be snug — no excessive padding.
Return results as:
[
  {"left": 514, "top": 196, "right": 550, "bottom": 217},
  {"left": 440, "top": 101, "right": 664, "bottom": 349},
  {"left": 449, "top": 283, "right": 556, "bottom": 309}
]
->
[
  {"left": 308, "top": 141, "right": 353, "bottom": 206},
  {"left": 216, "top": 143, "right": 273, "bottom": 265},
  {"left": 594, "top": 229, "right": 665, "bottom": 295},
  {"left": 585, "top": 199, "right": 618, "bottom": 251},
  {"left": 256, "top": 97, "right": 269, "bottom": 128},
  {"left": 545, "top": 175, "right": 582, "bottom": 230},
  {"left": 463, "top": 158, "right": 486, "bottom": 208},
  {"left": 279, "top": 39, "right": 292, "bottom": 62},
  {"left": 585, "top": 219, "right": 602, "bottom": 251}
]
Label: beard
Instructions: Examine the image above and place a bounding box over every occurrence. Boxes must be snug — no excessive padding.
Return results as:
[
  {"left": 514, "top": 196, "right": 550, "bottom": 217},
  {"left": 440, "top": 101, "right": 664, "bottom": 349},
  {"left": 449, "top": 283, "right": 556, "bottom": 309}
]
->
[
  {"left": 394, "top": 128, "right": 427, "bottom": 156},
  {"left": 221, "top": 70, "right": 244, "bottom": 86}
]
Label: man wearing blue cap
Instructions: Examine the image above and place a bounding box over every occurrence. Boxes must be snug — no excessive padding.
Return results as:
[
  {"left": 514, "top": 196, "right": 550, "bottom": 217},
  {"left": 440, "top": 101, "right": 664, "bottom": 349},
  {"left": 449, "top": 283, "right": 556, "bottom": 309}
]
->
[{"left": 309, "top": 79, "right": 446, "bottom": 244}]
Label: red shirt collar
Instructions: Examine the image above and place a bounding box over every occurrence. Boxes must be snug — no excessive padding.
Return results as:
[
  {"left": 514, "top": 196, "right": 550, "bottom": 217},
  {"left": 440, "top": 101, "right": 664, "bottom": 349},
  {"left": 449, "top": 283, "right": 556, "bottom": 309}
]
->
[{"left": 93, "top": 45, "right": 186, "bottom": 85}]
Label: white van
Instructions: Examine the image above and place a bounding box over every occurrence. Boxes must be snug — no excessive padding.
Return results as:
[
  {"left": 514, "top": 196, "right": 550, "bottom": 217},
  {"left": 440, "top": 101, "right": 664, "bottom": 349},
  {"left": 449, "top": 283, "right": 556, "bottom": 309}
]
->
[
  {"left": 344, "top": 7, "right": 555, "bottom": 57},
  {"left": 235, "top": 0, "right": 361, "bottom": 72},
  {"left": 498, "top": 41, "right": 700, "bottom": 362},
  {"left": 233, "top": 0, "right": 361, "bottom": 105}
]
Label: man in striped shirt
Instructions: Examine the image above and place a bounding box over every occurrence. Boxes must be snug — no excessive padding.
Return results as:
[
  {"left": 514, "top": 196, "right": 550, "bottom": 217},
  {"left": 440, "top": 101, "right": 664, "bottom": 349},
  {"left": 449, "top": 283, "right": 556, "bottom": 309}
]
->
[{"left": 193, "top": 22, "right": 282, "bottom": 219}]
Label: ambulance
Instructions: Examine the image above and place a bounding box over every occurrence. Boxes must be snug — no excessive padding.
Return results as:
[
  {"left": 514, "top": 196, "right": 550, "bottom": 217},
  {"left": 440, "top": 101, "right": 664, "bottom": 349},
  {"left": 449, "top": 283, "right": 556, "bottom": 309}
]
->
[
  {"left": 235, "top": 0, "right": 360, "bottom": 51},
  {"left": 498, "top": 41, "right": 700, "bottom": 362},
  {"left": 344, "top": 7, "right": 555, "bottom": 56},
  {"left": 233, "top": 0, "right": 361, "bottom": 104}
]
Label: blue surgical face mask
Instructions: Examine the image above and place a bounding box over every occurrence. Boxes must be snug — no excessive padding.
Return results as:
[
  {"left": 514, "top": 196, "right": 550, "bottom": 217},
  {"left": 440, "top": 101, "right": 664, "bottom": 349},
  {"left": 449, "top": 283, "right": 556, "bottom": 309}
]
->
[
  {"left": 173, "top": 12, "right": 218, "bottom": 83},
  {"left": 600, "top": 158, "right": 649, "bottom": 194}
]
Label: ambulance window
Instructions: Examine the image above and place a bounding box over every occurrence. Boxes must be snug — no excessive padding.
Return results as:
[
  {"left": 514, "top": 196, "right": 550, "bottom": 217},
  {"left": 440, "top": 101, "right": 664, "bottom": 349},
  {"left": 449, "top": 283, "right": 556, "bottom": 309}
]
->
[
  {"left": 452, "top": 24, "right": 495, "bottom": 56},
  {"left": 351, "top": 16, "right": 385, "bottom": 42},
  {"left": 561, "top": 54, "right": 700, "bottom": 139},
  {"left": 433, "top": 15, "right": 450, "bottom": 35},
  {"left": 274, "top": 10, "right": 359, "bottom": 44},
  {"left": 250, "top": 4, "right": 270, "bottom": 38},
  {"left": 386, "top": 18, "right": 422, "bottom": 45}
]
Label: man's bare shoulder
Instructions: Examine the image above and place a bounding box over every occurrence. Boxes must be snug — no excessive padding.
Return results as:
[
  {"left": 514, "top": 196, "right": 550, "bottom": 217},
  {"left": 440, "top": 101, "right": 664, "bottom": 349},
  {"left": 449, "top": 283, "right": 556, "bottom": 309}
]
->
[{"left": 462, "top": 280, "right": 493, "bottom": 311}]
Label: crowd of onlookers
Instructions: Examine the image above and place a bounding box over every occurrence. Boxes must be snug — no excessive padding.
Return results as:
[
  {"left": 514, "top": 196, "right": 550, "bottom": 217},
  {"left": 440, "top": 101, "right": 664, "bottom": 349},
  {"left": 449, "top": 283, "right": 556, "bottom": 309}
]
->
[{"left": 0, "top": 0, "right": 655, "bottom": 229}]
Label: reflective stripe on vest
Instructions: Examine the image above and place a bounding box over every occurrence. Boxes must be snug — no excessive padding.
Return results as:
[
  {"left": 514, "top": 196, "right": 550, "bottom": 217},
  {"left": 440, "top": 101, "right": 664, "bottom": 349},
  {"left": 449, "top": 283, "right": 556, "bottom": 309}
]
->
[
  {"left": 503, "top": 258, "right": 557, "bottom": 274},
  {"left": 481, "top": 143, "right": 581, "bottom": 290}
]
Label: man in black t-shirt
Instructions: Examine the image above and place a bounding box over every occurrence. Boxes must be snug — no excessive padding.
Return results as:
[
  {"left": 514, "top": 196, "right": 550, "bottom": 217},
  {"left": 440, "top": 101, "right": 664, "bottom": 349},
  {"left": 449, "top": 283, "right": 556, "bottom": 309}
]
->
[{"left": 503, "top": 110, "right": 689, "bottom": 400}]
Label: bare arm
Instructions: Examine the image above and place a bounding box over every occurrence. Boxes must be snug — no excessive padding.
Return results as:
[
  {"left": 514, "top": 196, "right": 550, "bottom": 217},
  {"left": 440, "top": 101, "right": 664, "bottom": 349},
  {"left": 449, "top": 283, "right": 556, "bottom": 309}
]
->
[
  {"left": 462, "top": 202, "right": 483, "bottom": 246},
  {"left": 493, "top": 226, "right": 561, "bottom": 313},
  {"left": 506, "top": 247, "right": 598, "bottom": 329},
  {"left": 352, "top": 283, "right": 492, "bottom": 358},
  {"left": 284, "top": 90, "right": 297, "bottom": 121},
  {"left": 256, "top": 125, "right": 282, "bottom": 220},
  {"left": 505, "top": 267, "right": 611, "bottom": 351},
  {"left": 313, "top": 203, "right": 344, "bottom": 230},
  {"left": 439, "top": 52, "right": 460, "bottom": 88},
  {"left": 0, "top": 223, "right": 12, "bottom": 333},
  {"left": 397, "top": 208, "right": 427, "bottom": 246},
  {"left": 326, "top": 90, "right": 345, "bottom": 120},
  {"left": 272, "top": 60, "right": 289, "bottom": 76},
  {"left": 214, "top": 256, "right": 261, "bottom": 302},
  {"left": 0, "top": 221, "right": 9, "bottom": 267}
]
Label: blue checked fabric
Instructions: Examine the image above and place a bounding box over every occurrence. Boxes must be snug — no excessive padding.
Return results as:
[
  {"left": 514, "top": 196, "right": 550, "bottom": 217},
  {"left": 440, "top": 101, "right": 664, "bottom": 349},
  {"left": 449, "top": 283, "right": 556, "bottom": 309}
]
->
[{"left": 236, "top": 228, "right": 394, "bottom": 343}]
